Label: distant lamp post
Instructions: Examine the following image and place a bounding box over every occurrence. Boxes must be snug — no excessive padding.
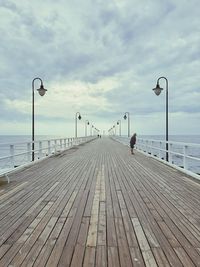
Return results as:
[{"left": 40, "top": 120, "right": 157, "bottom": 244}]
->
[
  {"left": 108, "top": 127, "right": 112, "bottom": 135},
  {"left": 123, "top": 112, "right": 130, "bottom": 137},
  {"left": 85, "top": 120, "right": 90, "bottom": 136},
  {"left": 152, "top": 76, "right": 169, "bottom": 161},
  {"left": 113, "top": 125, "right": 116, "bottom": 135},
  {"left": 91, "top": 124, "right": 94, "bottom": 136},
  {"left": 75, "top": 112, "right": 81, "bottom": 138},
  {"left": 95, "top": 128, "right": 100, "bottom": 135},
  {"left": 117, "top": 120, "right": 121, "bottom": 136},
  {"left": 32, "top": 77, "right": 47, "bottom": 161}
]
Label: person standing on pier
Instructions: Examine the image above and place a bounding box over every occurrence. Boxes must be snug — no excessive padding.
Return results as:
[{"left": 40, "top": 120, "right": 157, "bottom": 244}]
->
[{"left": 130, "top": 133, "right": 136, "bottom": 154}]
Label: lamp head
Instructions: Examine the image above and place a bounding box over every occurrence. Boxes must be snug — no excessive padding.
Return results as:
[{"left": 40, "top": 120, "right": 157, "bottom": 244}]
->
[
  {"left": 124, "top": 114, "right": 127, "bottom": 120},
  {"left": 37, "top": 84, "right": 47, "bottom": 96},
  {"left": 78, "top": 114, "right": 81, "bottom": 120},
  {"left": 152, "top": 83, "right": 163, "bottom": 96},
  {"left": 87, "top": 121, "right": 89, "bottom": 125}
]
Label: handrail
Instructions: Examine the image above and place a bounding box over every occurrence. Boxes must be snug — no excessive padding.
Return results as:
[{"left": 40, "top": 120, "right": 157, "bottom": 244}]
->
[
  {"left": 0, "top": 136, "right": 96, "bottom": 174},
  {"left": 112, "top": 136, "right": 200, "bottom": 177}
]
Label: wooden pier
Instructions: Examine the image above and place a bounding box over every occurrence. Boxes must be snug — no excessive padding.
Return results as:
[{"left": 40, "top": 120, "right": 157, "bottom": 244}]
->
[{"left": 0, "top": 137, "right": 200, "bottom": 266}]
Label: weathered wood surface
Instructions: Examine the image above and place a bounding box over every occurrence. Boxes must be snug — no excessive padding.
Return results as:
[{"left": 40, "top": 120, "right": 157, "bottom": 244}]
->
[{"left": 0, "top": 137, "right": 200, "bottom": 266}]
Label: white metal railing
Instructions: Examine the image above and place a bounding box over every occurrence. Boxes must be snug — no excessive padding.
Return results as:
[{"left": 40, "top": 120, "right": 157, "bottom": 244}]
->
[
  {"left": 112, "top": 136, "right": 200, "bottom": 177},
  {"left": 0, "top": 136, "right": 96, "bottom": 175}
]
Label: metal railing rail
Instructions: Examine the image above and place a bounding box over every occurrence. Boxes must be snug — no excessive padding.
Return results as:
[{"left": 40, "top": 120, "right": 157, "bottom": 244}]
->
[
  {"left": 0, "top": 136, "right": 96, "bottom": 174},
  {"left": 112, "top": 136, "right": 200, "bottom": 178}
]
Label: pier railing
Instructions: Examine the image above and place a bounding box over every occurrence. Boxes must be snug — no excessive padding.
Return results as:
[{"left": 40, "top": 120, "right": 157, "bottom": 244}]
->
[
  {"left": 113, "top": 136, "right": 200, "bottom": 177},
  {"left": 0, "top": 136, "right": 96, "bottom": 174}
]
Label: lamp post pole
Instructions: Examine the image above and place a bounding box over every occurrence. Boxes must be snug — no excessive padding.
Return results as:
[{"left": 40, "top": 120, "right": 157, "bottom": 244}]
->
[
  {"left": 113, "top": 126, "right": 115, "bottom": 135},
  {"left": 75, "top": 112, "right": 81, "bottom": 138},
  {"left": 91, "top": 125, "right": 94, "bottom": 136},
  {"left": 152, "top": 76, "right": 169, "bottom": 161},
  {"left": 32, "top": 78, "right": 47, "bottom": 162},
  {"left": 123, "top": 112, "right": 130, "bottom": 137},
  {"left": 117, "top": 120, "right": 121, "bottom": 136},
  {"left": 85, "top": 120, "right": 90, "bottom": 136},
  {"left": 111, "top": 126, "right": 114, "bottom": 135}
]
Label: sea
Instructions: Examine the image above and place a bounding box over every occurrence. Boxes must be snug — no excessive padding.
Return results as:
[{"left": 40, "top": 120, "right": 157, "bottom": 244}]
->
[{"left": 0, "top": 135, "right": 200, "bottom": 174}]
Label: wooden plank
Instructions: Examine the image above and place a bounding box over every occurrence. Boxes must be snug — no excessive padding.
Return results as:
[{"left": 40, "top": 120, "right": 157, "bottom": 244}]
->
[
  {"left": 117, "top": 190, "right": 138, "bottom": 247},
  {"left": 96, "top": 246, "right": 107, "bottom": 267},
  {"left": 107, "top": 246, "right": 120, "bottom": 267},
  {"left": 0, "top": 201, "right": 54, "bottom": 266},
  {"left": 152, "top": 248, "right": 171, "bottom": 267},
  {"left": 45, "top": 218, "right": 74, "bottom": 267},
  {"left": 20, "top": 216, "right": 58, "bottom": 267},
  {"left": 132, "top": 217, "right": 158, "bottom": 267},
  {"left": 114, "top": 217, "right": 133, "bottom": 266},
  {"left": 0, "top": 182, "right": 28, "bottom": 201},
  {"left": 97, "top": 202, "right": 106, "bottom": 246},
  {"left": 157, "top": 221, "right": 180, "bottom": 248},
  {"left": 83, "top": 247, "right": 96, "bottom": 267},
  {"left": 129, "top": 247, "right": 146, "bottom": 267},
  {"left": 33, "top": 217, "right": 66, "bottom": 267},
  {"left": 70, "top": 244, "right": 85, "bottom": 267},
  {"left": 174, "top": 247, "right": 196, "bottom": 267},
  {"left": 58, "top": 191, "right": 89, "bottom": 266}
]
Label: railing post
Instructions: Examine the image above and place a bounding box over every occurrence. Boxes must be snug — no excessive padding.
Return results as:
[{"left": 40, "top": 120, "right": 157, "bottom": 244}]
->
[
  {"left": 139, "top": 139, "right": 142, "bottom": 151},
  {"left": 169, "top": 143, "right": 173, "bottom": 164},
  {"left": 54, "top": 140, "right": 57, "bottom": 153},
  {"left": 27, "top": 143, "right": 31, "bottom": 162},
  {"left": 142, "top": 139, "right": 145, "bottom": 151},
  {"left": 39, "top": 141, "right": 42, "bottom": 159},
  {"left": 145, "top": 140, "right": 148, "bottom": 153},
  {"left": 159, "top": 142, "right": 162, "bottom": 159},
  {"left": 64, "top": 139, "right": 67, "bottom": 149},
  {"left": 140, "top": 139, "right": 142, "bottom": 150},
  {"left": 10, "top": 145, "right": 15, "bottom": 168},
  {"left": 183, "top": 145, "right": 188, "bottom": 170},
  {"left": 48, "top": 141, "right": 51, "bottom": 155},
  {"left": 60, "top": 139, "right": 62, "bottom": 150}
]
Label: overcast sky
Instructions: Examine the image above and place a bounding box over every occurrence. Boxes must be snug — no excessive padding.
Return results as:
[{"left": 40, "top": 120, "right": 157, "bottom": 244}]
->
[{"left": 0, "top": 0, "right": 199, "bottom": 137}]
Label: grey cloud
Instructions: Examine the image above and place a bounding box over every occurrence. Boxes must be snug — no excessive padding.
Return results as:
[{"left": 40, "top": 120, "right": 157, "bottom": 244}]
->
[
  {"left": 0, "top": 0, "right": 17, "bottom": 12},
  {"left": 0, "top": 0, "right": 200, "bottom": 135}
]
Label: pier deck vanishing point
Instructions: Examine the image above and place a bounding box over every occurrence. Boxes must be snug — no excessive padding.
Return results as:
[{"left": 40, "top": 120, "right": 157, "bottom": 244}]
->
[{"left": 1, "top": 137, "right": 200, "bottom": 267}]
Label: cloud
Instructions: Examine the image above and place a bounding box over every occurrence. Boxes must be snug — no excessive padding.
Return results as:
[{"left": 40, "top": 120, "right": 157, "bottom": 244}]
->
[{"left": 0, "top": 0, "right": 200, "bottom": 135}]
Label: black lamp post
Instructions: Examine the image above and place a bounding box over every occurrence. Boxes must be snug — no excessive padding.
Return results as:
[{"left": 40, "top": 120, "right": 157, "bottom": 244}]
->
[
  {"left": 117, "top": 120, "right": 121, "bottom": 136},
  {"left": 85, "top": 120, "right": 90, "bottom": 136},
  {"left": 152, "top": 76, "right": 169, "bottom": 161},
  {"left": 123, "top": 112, "right": 130, "bottom": 137},
  {"left": 113, "top": 126, "right": 115, "bottom": 135},
  {"left": 108, "top": 128, "right": 112, "bottom": 135},
  {"left": 75, "top": 112, "right": 81, "bottom": 138},
  {"left": 91, "top": 125, "right": 94, "bottom": 136},
  {"left": 32, "top": 77, "right": 47, "bottom": 162}
]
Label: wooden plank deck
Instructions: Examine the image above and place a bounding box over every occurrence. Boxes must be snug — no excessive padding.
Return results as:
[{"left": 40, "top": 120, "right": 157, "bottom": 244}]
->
[{"left": 0, "top": 137, "right": 200, "bottom": 266}]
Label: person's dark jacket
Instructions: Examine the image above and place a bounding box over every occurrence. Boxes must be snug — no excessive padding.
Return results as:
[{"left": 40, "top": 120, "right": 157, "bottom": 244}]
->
[{"left": 130, "top": 135, "right": 136, "bottom": 146}]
